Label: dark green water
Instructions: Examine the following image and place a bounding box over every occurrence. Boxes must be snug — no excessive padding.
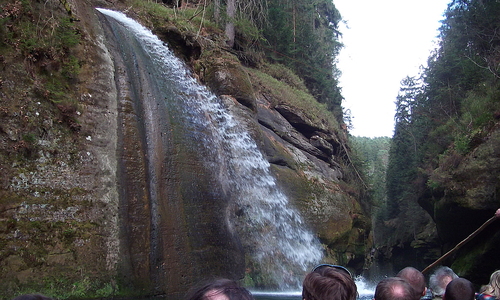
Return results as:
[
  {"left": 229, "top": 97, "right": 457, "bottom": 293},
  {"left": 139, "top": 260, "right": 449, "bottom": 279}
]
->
[
  {"left": 251, "top": 291, "right": 374, "bottom": 300},
  {"left": 253, "top": 296, "right": 300, "bottom": 300},
  {"left": 252, "top": 291, "right": 302, "bottom": 300}
]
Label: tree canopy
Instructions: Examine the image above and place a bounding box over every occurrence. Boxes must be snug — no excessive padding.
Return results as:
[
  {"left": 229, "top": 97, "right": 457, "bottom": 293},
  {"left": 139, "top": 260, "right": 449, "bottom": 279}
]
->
[{"left": 386, "top": 0, "right": 500, "bottom": 224}]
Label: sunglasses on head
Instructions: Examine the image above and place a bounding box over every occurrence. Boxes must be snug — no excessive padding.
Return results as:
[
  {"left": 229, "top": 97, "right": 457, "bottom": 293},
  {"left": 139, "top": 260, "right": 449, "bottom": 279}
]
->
[{"left": 312, "top": 264, "right": 352, "bottom": 278}]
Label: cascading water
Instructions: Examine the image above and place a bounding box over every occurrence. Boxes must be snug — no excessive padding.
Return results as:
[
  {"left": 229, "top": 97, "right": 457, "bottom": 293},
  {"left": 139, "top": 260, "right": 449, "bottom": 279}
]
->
[
  {"left": 97, "top": 8, "right": 323, "bottom": 291},
  {"left": 203, "top": 96, "right": 324, "bottom": 289}
]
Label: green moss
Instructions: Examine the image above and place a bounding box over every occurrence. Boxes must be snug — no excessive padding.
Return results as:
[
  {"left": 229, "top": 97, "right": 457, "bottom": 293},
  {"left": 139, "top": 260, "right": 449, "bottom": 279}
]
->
[
  {"left": 260, "top": 63, "right": 308, "bottom": 92},
  {"left": 7, "top": 276, "right": 117, "bottom": 300},
  {"left": 0, "top": 0, "right": 83, "bottom": 109},
  {"left": 55, "top": 18, "right": 80, "bottom": 48},
  {"left": 62, "top": 55, "right": 81, "bottom": 80},
  {"left": 0, "top": 217, "right": 109, "bottom": 298},
  {"left": 269, "top": 164, "right": 313, "bottom": 204},
  {"left": 452, "top": 244, "right": 485, "bottom": 275},
  {"left": 130, "top": 0, "right": 218, "bottom": 34},
  {"left": 248, "top": 67, "right": 340, "bottom": 133},
  {"left": 22, "top": 133, "right": 37, "bottom": 144},
  {"left": 242, "top": 274, "right": 255, "bottom": 288}
]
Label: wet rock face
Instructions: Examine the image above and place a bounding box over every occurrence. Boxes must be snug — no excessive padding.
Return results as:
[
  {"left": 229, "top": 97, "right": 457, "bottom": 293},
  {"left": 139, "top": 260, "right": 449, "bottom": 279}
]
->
[
  {"left": 203, "top": 59, "right": 257, "bottom": 111},
  {"left": 101, "top": 10, "right": 247, "bottom": 296},
  {"left": 154, "top": 26, "right": 202, "bottom": 62},
  {"left": 0, "top": 1, "right": 121, "bottom": 297}
]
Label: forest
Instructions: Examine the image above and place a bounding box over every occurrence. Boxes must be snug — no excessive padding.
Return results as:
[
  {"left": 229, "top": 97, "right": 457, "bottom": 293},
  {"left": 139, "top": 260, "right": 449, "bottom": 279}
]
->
[
  {"left": 387, "top": 0, "right": 500, "bottom": 213},
  {"left": 379, "top": 0, "right": 500, "bottom": 282}
]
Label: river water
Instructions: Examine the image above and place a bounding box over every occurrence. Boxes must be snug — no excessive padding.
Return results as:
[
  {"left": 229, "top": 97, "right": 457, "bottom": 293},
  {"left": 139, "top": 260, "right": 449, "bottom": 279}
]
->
[{"left": 251, "top": 277, "right": 376, "bottom": 300}]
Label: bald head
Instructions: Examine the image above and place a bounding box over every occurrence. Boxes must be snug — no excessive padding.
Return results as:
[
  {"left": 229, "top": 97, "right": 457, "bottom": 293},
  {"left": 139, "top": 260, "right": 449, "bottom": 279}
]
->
[
  {"left": 397, "top": 267, "right": 427, "bottom": 297},
  {"left": 375, "top": 277, "right": 418, "bottom": 300}
]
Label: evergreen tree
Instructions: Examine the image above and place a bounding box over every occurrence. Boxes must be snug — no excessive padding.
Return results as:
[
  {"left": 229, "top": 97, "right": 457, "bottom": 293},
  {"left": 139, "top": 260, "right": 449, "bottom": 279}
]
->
[
  {"left": 351, "top": 136, "right": 391, "bottom": 211},
  {"left": 386, "top": 77, "right": 423, "bottom": 219},
  {"left": 386, "top": 0, "right": 500, "bottom": 223},
  {"left": 261, "top": 0, "right": 344, "bottom": 116}
]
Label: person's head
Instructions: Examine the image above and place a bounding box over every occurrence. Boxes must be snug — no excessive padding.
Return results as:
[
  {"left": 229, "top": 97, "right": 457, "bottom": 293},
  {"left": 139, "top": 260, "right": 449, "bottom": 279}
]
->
[
  {"left": 429, "top": 267, "right": 458, "bottom": 297},
  {"left": 185, "top": 278, "right": 254, "bottom": 300},
  {"left": 481, "top": 270, "right": 500, "bottom": 297},
  {"left": 397, "top": 267, "right": 427, "bottom": 298},
  {"left": 11, "top": 295, "right": 53, "bottom": 300},
  {"left": 443, "top": 278, "right": 475, "bottom": 300},
  {"left": 302, "top": 264, "right": 357, "bottom": 300},
  {"left": 374, "top": 277, "right": 418, "bottom": 300}
]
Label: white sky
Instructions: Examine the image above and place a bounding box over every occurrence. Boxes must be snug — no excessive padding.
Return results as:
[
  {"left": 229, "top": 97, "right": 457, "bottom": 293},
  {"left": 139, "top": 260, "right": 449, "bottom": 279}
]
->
[{"left": 334, "top": 0, "right": 450, "bottom": 137}]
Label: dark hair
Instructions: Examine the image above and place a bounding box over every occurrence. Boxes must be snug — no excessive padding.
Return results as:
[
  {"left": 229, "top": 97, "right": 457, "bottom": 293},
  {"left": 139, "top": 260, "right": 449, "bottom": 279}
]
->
[
  {"left": 444, "top": 278, "right": 475, "bottom": 300},
  {"left": 397, "top": 267, "right": 426, "bottom": 297},
  {"left": 375, "top": 277, "right": 417, "bottom": 300},
  {"left": 302, "top": 266, "right": 357, "bottom": 300},
  {"left": 185, "top": 278, "right": 254, "bottom": 300},
  {"left": 11, "top": 295, "right": 54, "bottom": 300}
]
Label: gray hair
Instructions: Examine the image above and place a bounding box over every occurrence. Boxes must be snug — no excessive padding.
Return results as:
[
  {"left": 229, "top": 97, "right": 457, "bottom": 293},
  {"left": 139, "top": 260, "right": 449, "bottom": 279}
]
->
[{"left": 429, "top": 266, "right": 459, "bottom": 297}]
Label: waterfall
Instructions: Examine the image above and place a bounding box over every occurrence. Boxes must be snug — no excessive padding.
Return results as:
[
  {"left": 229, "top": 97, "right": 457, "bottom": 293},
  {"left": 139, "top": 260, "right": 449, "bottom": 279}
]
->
[{"left": 97, "top": 8, "right": 323, "bottom": 291}]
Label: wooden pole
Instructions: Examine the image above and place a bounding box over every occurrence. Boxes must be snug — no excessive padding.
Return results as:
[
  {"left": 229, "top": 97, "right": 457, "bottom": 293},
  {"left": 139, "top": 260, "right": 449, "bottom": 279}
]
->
[{"left": 421, "top": 209, "right": 500, "bottom": 274}]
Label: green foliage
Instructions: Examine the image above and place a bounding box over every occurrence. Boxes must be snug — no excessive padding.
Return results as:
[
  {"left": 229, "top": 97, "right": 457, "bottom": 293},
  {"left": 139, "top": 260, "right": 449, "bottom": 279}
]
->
[
  {"left": 249, "top": 67, "right": 341, "bottom": 134},
  {"left": 426, "top": 179, "right": 440, "bottom": 190},
  {"left": 260, "top": 0, "right": 344, "bottom": 118},
  {"left": 130, "top": 0, "right": 217, "bottom": 33},
  {"left": 385, "top": 0, "right": 500, "bottom": 230},
  {"left": 22, "top": 133, "right": 36, "bottom": 144},
  {"left": 350, "top": 136, "right": 391, "bottom": 210},
  {"left": 62, "top": 55, "right": 81, "bottom": 79},
  {"left": 260, "top": 63, "right": 308, "bottom": 91},
  {"left": 453, "top": 133, "right": 470, "bottom": 154},
  {"left": 234, "top": 17, "right": 262, "bottom": 45},
  {"left": 461, "top": 84, "right": 500, "bottom": 128},
  {"left": 45, "top": 80, "right": 68, "bottom": 104},
  {"left": 385, "top": 76, "right": 426, "bottom": 220},
  {"left": 56, "top": 17, "right": 80, "bottom": 48}
]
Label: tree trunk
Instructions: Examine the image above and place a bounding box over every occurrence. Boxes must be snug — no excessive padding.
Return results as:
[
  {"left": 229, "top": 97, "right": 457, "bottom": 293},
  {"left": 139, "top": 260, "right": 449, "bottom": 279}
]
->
[
  {"left": 214, "top": 0, "right": 220, "bottom": 24},
  {"left": 225, "top": 0, "right": 236, "bottom": 48}
]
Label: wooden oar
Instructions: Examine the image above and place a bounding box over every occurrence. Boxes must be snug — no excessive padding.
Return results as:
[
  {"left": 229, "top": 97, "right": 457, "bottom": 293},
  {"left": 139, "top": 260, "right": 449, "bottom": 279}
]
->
[{"left": 421, "top": 208, "right": 500, "bottom": 274}]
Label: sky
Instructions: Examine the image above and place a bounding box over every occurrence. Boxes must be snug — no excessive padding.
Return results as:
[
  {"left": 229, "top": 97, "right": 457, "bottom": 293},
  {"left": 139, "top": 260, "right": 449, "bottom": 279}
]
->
[{"left": 333, "top": 0, "right": 451, "bottom": 137}]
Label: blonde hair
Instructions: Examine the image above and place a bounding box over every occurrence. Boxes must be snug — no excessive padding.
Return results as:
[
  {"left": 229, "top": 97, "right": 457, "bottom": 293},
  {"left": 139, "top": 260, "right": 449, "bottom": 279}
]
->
[{"left": 481, "top": 270, "right": 500, "bottom": 297}]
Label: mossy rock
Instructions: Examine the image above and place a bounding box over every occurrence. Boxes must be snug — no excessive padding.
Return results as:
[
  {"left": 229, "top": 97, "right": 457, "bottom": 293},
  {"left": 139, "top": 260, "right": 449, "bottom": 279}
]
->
[{"left": 197, "top": 51, "right": 257, "bottom": 111}]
